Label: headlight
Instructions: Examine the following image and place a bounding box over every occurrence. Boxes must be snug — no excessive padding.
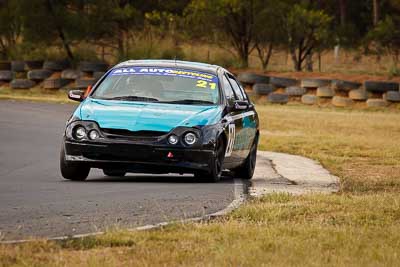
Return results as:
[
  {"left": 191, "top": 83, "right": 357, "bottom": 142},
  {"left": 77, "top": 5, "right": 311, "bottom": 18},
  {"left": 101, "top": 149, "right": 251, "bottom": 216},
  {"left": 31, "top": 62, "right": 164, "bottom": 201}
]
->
[
  {"left": 184, "top": 132, "right": 197, "bottom": 145},
  {"left": 88, "top": 130, "right": 100, "bottom": 140},
  {"left": 168, "top": 134, "right": 179, "bottom": 145},
  {"left": 74, "top": 126, "right": 86, "bottom": 140}
]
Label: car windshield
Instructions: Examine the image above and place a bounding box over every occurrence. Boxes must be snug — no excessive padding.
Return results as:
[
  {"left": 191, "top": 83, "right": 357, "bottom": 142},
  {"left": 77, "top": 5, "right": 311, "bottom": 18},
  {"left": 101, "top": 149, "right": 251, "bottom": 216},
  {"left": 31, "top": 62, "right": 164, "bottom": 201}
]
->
[{"left": 91, "top": 66, "right": 220, "bottom": 105}]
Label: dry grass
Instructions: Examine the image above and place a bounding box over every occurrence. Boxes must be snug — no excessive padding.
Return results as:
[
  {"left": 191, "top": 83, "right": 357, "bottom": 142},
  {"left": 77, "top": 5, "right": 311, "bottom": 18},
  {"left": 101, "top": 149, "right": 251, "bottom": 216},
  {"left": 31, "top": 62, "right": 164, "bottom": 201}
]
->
[
  {"left": 1, "top": 104, "right": 400, "bottom": 266},
  {"left": 0, "top": 87, "right": 71, "bottom": 103}
]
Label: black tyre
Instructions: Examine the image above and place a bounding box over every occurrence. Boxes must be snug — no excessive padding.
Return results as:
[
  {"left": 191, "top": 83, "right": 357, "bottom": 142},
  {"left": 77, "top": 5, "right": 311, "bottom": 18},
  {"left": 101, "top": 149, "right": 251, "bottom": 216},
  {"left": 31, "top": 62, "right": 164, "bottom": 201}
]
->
[
  {"left": 331, "top": 79, "right": 361, "bottom": 91},
  {"left": 43, "top": 78, "right": 70, "bottom": 89},
  {"left": 270, "top": 76, "right": 298, "bottom": 88},
  {"left": 43, "top": 60, "right": 70, "bottom": 71},
  {"left": 384, "top": 91, "right": 400, "bottom": 102},
  {"left": 267, "top": 93, "right": 289, "bottom": 104},
  {"left": 237, "top": 73, "right": 270, "bottom": 85},
  {"left": 103, "top": 169, "right": 126, "bottom": 177},
  {"left": 11, "top": 61, "right": 26, "bottom": 72},
  {"left": 10, "top": 79, "right": 36, "bottom": 89},
  {"left": 25, "top": 60, "right": 44, "bottom": 70},
  {"left": 195, "top": 137, "right": 225, "bottom": 182},
  {"left": 93, "top": 71, "right": 105, "bottom": 81},
  {"left": 27, "top": 69, "right": 52, "bottom": 81},
  {"left": 301, "top": 78, "right": 331, "bottom": 88},
  {"left": 285, "top": 86, "right": 306, "bottom": 96},
  {"left": 61, "top": 69, "right": 81, "bottom": 80},
  {"left": 253, "top": 83, "right": 276, "bottom": 95},
  {"left": 60, "top": 146, "right": 90, "bottom": 181},
  {"left": 235, "top": 136, "right": 258, "bottom": 180},
  {"left": 364, "top": 81, "right": 399, "bottom": 93},
  {"left": 0, "top": 70, "right": 13, "bottom": 81},
  {"left": 79, "top": 61, "right": 108, "bottom": 72}
]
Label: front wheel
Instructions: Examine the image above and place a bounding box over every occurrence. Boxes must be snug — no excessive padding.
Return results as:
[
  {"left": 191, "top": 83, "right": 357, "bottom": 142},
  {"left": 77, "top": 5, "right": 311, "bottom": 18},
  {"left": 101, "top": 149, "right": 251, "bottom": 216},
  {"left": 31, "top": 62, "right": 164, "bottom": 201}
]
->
[
  {"left": 60, "top": 146, "right": 90, "bottom": 181},
  {"left": 195, "top": 138, "right": 225, "bottom": 182},
  {"left": 235, "top": 137, "right": 258, "bottom": 180}
]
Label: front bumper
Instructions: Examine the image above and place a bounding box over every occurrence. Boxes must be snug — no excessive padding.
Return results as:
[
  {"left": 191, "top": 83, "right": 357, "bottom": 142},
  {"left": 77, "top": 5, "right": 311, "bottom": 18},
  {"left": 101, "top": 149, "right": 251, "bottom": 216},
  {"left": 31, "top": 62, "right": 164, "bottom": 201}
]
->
[{"left": 64, "top": 140, "right": 214, "bottom": 173}]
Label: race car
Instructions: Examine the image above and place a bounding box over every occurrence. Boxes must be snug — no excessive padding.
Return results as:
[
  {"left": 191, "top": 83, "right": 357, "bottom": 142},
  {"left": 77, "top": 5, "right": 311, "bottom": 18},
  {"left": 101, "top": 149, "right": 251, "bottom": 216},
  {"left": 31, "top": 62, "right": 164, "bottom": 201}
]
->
[{"left": 60, "top": 60, "right": 259, "bottom": 182}]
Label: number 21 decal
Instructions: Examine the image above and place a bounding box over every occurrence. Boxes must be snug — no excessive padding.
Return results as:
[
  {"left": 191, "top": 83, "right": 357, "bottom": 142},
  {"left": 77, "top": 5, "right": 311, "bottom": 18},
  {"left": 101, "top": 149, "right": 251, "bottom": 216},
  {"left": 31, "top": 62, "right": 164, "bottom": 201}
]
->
[
  {"left": 225, "top": 124, "right": 235, "bottom": 157},
  {"left": 196, "top": 80, "right": 216, "bottom": 89}
]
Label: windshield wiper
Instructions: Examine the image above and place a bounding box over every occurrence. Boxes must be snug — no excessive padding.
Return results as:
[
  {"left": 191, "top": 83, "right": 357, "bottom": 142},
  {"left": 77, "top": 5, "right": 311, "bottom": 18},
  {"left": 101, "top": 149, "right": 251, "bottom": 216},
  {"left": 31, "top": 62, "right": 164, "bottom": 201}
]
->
[
  {"left": 100, "top": 96, "right": 159, "bottom": 102},
  {"left": 161, "top": 99, "right": 215, "bottom": 105}
]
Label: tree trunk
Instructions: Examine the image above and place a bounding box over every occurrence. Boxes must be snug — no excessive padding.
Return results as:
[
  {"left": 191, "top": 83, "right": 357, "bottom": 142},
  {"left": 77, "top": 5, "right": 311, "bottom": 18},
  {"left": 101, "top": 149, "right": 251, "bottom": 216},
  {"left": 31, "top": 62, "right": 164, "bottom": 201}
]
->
[
  {"left": 339, "top": 0, "right": 346, "bottom": 26},
  {"left": 373, "top": 0, "right": 379, "bottom": 26},
  {"left": 45, "top": 0, "right": 74, "bottom": 61}
]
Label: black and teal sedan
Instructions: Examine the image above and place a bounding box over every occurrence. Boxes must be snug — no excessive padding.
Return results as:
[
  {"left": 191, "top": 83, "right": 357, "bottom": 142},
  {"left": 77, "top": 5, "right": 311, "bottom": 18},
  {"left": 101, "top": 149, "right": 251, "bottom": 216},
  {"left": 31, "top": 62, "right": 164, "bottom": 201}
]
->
[{"left": 61, "top": 60, "right": 259, "bottom": 182}]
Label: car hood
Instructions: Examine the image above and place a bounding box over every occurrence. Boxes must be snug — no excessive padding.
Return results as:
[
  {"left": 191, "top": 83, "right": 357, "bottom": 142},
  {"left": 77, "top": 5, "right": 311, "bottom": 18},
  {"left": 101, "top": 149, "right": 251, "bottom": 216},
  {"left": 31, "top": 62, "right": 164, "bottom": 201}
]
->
[{"left": 77, "top": 98, "right": 223, "bottom": 132}]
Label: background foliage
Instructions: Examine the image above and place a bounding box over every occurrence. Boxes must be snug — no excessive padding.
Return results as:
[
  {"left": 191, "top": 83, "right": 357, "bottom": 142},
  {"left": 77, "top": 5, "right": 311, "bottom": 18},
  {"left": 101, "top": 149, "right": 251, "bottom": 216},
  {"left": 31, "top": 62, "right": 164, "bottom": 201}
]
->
[{"left": 0, "top": 0, "right": 399, "bottom": 72}]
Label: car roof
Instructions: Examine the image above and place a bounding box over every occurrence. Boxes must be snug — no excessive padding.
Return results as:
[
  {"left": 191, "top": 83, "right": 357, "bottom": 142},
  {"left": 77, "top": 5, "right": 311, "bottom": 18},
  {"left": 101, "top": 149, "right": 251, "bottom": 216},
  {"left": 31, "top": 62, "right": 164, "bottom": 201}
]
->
[{"left": 114, "top": 59, "right": 223, "bottom": 75}]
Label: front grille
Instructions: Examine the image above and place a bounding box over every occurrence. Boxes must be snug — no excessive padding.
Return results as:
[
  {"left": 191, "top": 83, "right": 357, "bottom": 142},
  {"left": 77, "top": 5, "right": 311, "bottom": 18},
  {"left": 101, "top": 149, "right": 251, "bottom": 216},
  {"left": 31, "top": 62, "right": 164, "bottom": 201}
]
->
[{"left": 101, "top": 128, "right": 167, "bottom": 141}]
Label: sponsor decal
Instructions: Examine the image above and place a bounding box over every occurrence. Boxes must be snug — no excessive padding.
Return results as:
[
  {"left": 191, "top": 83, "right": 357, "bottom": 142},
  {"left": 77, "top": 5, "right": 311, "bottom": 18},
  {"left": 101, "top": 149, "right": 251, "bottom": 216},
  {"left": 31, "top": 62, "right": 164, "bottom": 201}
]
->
[{"left": 111, "top": 67, "right": 218, "bottom": 85}]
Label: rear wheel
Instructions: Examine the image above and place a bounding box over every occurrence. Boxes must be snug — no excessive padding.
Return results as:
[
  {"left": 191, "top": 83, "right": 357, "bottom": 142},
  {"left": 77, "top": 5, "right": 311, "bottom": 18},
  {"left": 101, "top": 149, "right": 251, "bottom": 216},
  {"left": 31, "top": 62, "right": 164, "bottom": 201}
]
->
[
  {"left": 60, "top": 146, "right": 90, "bottom": 181},
  {"left": 103, "top": 169, "right": 126, "bottom": 177},
  {"left": 195, "top": 137, "right": 225, "bottom": 182},
  {"left": 235, "top": 136, "right": 258, "bottom": 180}
]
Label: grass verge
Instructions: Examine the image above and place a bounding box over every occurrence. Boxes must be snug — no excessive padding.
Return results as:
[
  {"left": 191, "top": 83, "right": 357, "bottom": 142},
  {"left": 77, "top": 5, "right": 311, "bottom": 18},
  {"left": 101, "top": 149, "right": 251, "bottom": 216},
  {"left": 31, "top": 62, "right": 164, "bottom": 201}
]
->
[
  {"left": 1, "top": 104, "right": 400, "bottom": 266},
  {"left": 0, "top": 87, "right": 71, "bottom": 104}
]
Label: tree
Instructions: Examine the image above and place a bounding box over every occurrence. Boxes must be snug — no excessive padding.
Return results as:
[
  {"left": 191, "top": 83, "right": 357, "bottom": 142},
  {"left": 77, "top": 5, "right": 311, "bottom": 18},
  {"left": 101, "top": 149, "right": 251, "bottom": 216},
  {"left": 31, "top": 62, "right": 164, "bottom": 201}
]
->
[
  {"left": 367, "top": 16, "right": 400, "bottom": 69},
  {"left": 286, "top": 5, "right": 332, "bottom": 71},
  {"left": 0, "top": 0, "right": 23, "bottom": 59},
  {"left": 253, "top": 0, "right": 287, "bottom": 70},
  {"left": 186, "top": 0, "right": 259, "bottom": 68}
]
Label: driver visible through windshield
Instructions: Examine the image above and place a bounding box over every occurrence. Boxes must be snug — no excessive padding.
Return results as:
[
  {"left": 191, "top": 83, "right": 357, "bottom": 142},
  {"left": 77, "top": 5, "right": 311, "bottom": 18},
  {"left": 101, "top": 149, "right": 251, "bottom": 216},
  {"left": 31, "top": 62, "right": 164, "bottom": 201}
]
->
[{"left": 91, "top": 66, "right": 220, "bottom": 105}]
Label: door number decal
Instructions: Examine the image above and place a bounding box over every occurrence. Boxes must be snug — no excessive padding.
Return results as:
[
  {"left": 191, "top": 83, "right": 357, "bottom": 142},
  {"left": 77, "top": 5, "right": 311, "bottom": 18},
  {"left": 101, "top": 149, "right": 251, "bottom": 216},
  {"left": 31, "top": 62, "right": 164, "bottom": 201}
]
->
[{"left": 225, "top": 124, "right": 236, "bottom": 157}]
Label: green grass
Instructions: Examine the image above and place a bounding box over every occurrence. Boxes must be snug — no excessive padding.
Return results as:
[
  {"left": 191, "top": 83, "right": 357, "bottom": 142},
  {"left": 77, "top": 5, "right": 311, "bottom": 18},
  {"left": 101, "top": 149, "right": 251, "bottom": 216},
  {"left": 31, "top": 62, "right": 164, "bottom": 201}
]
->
[{"left": 1, "top": 104, "right": 400, "bottom": 266}]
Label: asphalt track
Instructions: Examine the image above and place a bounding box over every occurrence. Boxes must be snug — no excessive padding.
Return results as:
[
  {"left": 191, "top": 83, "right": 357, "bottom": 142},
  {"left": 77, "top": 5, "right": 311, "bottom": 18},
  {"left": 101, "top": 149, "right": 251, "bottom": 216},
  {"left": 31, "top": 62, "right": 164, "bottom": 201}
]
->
[{"left": 0, "top": 100, "right": 236, "bottom": 240}]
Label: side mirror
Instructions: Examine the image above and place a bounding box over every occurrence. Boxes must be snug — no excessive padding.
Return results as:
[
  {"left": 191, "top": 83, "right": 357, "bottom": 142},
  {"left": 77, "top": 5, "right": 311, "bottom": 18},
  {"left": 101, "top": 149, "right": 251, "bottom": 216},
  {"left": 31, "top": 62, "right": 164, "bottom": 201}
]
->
[
  {"left": 233, "top": 100, "right": 249, "bottom": 111},
  {"left": 68, "top": 90, "right": 85, "bottom": 102}
]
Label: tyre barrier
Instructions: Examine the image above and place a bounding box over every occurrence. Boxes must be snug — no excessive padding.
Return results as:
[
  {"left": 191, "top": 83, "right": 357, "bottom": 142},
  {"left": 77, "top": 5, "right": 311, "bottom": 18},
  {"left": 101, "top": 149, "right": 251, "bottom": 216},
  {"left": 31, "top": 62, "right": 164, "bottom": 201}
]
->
[
  {"left": 25, "top": 60, "right": 44, "bottom": 70},
  {"left": 237, "top": 72, "right": 270, "bottom": 85},
  {"left": 79, "top": 61, "right": 108, "bottom": 72},
  {"left": 331, "top": 79, "right": 361, "bottom": 91},
  {"left": 364, "top": 81, "right": 399, "bottom": 93},
  {"left": 75, "top": 78, "right": 96, "bottom": 89},
  {"left": 43, "top": 60, "right": 71, "bottom": 71},
  {"left": 270, "top": 76, "right": 298, "bottom": 88},
  {"left": 61, "top": 69, "right": 81, "bottom": 80},
  {"left": 332, "top": 96, "right": 353, "bottom": 107},
  {"left": 366, "top": 98, "right": 389, "bottom": 107},
  {"left": 27, "top": 69, "right": 53, "bottom": 81},
  {"left": 43, "top": 78, "right": 70, "bottom": 89},
  {"left": 285, "top": 86, "right": 306, "bottom": 96},
  {"left": 316, "top": 86, "right": 335, "bottom": 98},
  {"left": 10, "top": 79, "right": 36, "bottom": 89},
  {"left": 349, "top": 89, "right": 368, "bottom": 101},
  {"left": 93, "top": 71, "right": 106, "bottom": 81},
  {"left": 383, "top": 91, "right": 400, "bottom": 102},
  {"left": 0, "top": 70, "right": 13, "bottom": 81},
  {"left": 267, "top": 93, "right": 289, "bottom": 104},
  {"left": 301, "top": 78, "right": 331, "bottom": 88},
  {"left": 253, "top": 83, "right": 276, "bottom": 95},
  {"left": 301, "top": 94, "right": 317, "bottom": 105},
  {"left": 0, "top": 61, "right": 11, "bottom": 70},
  {"left": 11, "top": 61, "right": 26, "bottom": 72}
]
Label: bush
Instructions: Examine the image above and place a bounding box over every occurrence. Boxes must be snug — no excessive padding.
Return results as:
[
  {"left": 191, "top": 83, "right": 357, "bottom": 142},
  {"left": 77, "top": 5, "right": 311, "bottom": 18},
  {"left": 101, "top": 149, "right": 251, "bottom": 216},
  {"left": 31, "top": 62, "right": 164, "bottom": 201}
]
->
[{"left": 160, "top": 47, "right": 186, "bottom": 60}]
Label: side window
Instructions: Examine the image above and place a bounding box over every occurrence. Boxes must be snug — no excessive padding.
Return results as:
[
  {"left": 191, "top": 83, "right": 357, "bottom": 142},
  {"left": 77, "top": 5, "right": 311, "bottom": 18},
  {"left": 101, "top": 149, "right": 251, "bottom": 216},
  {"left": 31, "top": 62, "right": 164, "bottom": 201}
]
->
[
  {"left": 227, "top": 75, "right": 244, "bottom": 101},
  {"left": 237, "top": 82, "right": 248, "bottom": 101},
  {"left": 222, "top": 75, "right": 236, "bottom": 106}
]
